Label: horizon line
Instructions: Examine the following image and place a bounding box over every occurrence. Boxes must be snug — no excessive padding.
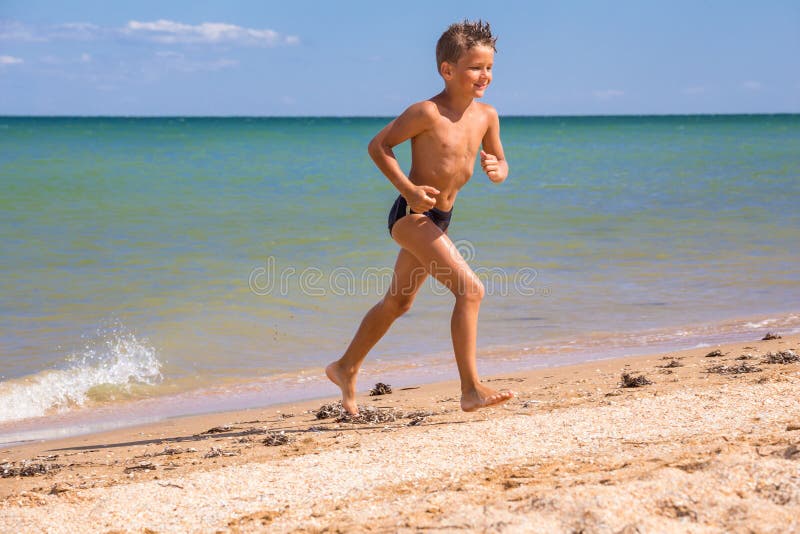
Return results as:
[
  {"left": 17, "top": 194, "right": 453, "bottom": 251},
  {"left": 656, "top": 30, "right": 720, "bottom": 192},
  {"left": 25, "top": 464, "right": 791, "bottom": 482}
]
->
[{"left": 1, "top": 112, "right": 798, "bottom": 119}]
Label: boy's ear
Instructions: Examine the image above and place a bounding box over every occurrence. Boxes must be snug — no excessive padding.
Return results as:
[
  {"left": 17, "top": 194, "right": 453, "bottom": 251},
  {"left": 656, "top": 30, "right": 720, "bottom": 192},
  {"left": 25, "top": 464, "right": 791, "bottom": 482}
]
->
[{"left": 439, "top": 61, "right": 454, "bottom": 80}]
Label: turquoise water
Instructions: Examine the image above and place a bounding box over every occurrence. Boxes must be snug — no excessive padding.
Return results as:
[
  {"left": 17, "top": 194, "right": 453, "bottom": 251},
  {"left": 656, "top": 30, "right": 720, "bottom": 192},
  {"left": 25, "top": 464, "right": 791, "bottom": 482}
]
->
[{"left": 1, "top": 115, "right": 799, "bottom": 439}]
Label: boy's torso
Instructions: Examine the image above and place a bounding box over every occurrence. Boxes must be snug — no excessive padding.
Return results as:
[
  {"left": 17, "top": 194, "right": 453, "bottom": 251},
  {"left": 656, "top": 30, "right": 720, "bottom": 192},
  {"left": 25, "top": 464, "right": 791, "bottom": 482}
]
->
[{"left": 408, "top": 99, "right": 491, "bottom": 211}]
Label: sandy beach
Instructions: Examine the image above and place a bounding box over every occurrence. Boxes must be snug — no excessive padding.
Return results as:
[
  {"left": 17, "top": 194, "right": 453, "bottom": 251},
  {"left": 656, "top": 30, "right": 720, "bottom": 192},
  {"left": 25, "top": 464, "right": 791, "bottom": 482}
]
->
[{"left": 1, "top": 332, "right": 799, "bottom": 533}]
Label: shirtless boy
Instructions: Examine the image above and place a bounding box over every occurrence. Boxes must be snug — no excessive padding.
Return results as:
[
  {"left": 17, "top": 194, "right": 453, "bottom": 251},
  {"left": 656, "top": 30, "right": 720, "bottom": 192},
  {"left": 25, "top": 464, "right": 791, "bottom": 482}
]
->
[{"left": 326, "top": 20, "right": 514, "bottom": 415}]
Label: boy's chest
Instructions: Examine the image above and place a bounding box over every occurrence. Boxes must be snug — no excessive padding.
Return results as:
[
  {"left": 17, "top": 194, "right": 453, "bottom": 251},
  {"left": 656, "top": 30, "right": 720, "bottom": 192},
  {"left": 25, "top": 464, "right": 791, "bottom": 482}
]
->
[{"left": 430, "top": 118, "right": 486, "bottom": 152}]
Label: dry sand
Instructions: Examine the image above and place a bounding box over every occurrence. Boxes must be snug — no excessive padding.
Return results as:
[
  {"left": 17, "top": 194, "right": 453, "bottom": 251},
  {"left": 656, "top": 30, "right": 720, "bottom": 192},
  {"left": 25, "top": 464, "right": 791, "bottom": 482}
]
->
[{"left": 1, "top": 334, "right": 799, "bottom": 533}]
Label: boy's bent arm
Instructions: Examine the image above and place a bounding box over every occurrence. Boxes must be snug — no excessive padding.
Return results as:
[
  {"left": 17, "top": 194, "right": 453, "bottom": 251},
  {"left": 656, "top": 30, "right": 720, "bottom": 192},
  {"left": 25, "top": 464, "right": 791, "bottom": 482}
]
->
[
  {"left": 480, "top": 106, "right": 508, "bottom": 184},
  {"left": 368, "top": 102, "right": 437, "bottom": 197}
]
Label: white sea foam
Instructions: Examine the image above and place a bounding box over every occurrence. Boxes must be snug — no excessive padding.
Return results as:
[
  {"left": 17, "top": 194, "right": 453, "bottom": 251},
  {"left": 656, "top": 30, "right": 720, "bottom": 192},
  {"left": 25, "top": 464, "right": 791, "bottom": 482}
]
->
[
  {"left": 0, "top": 330, "right": 162, "bottom": 424},
  {"left": 745, "top": 318, "right": 777, "bottom": 329}
]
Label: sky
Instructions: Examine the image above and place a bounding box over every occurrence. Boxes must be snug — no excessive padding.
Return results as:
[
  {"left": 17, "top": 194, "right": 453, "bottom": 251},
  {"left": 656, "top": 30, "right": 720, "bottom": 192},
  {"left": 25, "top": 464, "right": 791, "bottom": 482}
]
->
[{"left": 0, "top": 0, "right": 798, "bottom": 116}]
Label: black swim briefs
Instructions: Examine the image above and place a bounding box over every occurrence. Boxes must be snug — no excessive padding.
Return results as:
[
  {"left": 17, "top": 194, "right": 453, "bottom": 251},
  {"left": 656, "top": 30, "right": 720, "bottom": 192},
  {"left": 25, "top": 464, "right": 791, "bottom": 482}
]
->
[{"left": 387, "top": 194, "right": 453, "bottom": 236}]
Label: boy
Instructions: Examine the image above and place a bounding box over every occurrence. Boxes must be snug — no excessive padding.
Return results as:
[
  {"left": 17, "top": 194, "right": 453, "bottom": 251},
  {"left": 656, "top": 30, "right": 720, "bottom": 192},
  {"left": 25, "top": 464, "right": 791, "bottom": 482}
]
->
[{"left": 326, "top": 20, "right": 513, "bottom": 414}]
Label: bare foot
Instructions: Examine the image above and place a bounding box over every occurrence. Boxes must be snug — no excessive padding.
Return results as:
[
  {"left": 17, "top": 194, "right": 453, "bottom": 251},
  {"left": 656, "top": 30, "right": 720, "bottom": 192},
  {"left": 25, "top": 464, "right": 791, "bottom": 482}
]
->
[
  {"left": 325, "top": 361, "right": 359, "bottom": 415},
  {"left": 460, "top": 383, "right": 515, "bottom": 412}
]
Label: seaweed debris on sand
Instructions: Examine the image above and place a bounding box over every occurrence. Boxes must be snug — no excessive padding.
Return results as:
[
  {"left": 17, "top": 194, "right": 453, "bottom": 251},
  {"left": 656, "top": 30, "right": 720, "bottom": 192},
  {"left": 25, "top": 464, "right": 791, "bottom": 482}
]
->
[
  {"left": 369, "top": 383, "right": 393, "bottom": 396},
  {"left": 762, "top": 350, "right": 799, "bottom": 364},
  {"left": 620, "top": 373, "right": 653, "bottom": 388}
]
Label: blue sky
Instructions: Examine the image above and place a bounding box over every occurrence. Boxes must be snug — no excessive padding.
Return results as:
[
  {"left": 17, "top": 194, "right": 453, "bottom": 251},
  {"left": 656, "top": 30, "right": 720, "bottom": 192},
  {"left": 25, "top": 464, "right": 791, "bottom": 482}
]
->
[{"left": 1, "top": 1, "right": 798, "bottom": 116}]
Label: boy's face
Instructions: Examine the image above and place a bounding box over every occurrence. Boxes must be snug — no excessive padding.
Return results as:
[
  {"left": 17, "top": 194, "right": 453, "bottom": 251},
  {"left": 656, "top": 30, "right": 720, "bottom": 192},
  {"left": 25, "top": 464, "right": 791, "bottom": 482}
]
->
[{"left": 442, "top": 44, "right": 494, "bottom": 98}]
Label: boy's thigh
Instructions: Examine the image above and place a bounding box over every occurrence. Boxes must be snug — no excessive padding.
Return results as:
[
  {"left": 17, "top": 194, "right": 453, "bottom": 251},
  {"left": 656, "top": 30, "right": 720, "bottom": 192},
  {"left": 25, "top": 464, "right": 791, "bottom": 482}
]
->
[
  {"left": 387, "top": 248, "right": 428, "bottom": 299},
  {"left": 391, "top": 215, "right": 478, "bottom": 292}
]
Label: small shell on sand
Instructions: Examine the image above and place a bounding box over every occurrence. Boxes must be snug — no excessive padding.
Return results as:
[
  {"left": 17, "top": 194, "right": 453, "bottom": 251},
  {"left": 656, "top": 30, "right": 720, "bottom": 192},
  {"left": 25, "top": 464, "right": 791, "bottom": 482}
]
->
[{"left": 204, "top": 448, "right": 238, "bottom": 458}]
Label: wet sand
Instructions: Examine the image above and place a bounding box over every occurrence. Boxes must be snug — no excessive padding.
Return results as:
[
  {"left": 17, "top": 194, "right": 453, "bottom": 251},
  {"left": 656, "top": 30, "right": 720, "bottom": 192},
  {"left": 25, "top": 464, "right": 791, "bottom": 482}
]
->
[{"left": 1, "top": 333, "right": 799, "bottom": 532}]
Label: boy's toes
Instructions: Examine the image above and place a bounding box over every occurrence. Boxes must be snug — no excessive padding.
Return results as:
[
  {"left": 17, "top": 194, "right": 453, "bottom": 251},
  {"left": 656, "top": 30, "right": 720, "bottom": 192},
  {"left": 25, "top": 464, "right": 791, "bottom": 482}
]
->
[
  {"left": 488, "top": 390, "right": 514, "bottom": 405},
  {"left": 460, "top": 388, "right": 515, "bottom": 412}
]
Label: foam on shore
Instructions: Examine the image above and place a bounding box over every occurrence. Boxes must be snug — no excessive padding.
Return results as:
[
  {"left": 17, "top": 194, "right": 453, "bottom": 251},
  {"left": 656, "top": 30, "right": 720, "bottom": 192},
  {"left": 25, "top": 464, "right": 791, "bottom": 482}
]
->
[{"left": 0, "top": 329, "right": 161, "bottom": 425}]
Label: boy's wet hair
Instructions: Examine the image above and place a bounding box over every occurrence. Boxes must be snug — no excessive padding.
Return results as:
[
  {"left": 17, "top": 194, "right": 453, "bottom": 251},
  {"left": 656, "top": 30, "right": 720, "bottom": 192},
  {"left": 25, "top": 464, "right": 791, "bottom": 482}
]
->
[{"left": 436, "top": 19, "right": 497, "bottom": 71}]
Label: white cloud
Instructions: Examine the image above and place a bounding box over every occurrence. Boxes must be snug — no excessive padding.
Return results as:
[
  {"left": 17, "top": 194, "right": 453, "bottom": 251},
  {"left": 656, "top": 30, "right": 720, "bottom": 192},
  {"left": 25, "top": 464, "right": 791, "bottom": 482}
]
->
[
  {"left": 742, "top": 80, "right": 762, "bottom": 91},
  {"left": 0, "top": 19, "right": 299, "bottom": 47},
  {"left": 0, "top": 20, "right": 103, "bottom": 42},
  {"left": 0, "top": 20, "right": 45, "bottom": 42},
  {"left": 681, "top": 86, "right": 706, "bottom": 95},
  {"left": 593, "top": 89, "right": 624, "bottom": 100},
  {"left": 80, "top": 53, "right": 92, "bottom": 63},
  {"left": 123, "top": 19, "right": 298, "bottom": 46},
  {"left": 49, "top": 22, "right": 103, "bottom": 40},
  {"left": 0, "top": 55, "right": 23, "bottom": 65},
  {"left": 59, "top": 22, "right": 100, "bottom": 31}
]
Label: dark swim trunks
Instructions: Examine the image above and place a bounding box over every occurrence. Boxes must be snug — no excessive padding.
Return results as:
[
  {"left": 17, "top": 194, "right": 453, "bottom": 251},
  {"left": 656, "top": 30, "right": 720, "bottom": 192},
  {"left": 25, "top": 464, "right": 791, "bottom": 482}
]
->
[{"left": 387, "top": 194, "right": 453, "bottom": 236}]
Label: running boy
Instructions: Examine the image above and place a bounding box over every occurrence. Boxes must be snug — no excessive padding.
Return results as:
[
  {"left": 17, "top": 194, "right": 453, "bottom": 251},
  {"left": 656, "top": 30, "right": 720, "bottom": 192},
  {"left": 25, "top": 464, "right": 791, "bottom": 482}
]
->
[{"left": 326, "top": 20, "right": 513, "bottom": 414}]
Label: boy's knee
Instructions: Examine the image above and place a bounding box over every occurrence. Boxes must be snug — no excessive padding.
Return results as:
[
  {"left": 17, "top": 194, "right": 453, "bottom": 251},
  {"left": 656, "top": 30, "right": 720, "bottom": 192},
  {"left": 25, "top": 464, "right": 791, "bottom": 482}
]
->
[
  {"left": 458, "top": 277, "right": 484, "bottom": 303},
  {"left": 383, "top": 295, "right": 414, "bottom": 317},
  {"left": 472, "top": 280, "right": 486, "bottom": 301}
]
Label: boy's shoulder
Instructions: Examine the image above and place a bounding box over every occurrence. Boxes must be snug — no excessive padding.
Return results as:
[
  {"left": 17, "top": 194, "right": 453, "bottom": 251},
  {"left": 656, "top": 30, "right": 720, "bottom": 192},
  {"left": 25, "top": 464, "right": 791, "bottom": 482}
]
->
[
  {"left": 401, "top": 99, "right": 440, "bottom": 120},
  {"left": 475, "top": 101, "right": 499, "bottom": 118}
]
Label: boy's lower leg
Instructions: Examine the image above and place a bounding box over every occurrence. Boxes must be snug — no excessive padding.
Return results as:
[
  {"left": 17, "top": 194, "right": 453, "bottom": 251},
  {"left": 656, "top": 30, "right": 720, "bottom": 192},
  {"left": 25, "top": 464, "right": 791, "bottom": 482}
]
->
[
  {"left": 451, "top": 294, "right": 515, "bottom": 412},
  {"left": 326, "top": 298, "right": 404, "bottom": 414}
]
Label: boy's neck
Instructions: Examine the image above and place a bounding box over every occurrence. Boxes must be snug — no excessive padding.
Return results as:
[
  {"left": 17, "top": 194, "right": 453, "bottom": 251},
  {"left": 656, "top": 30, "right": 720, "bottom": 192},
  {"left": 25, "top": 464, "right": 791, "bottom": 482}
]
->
[{"left": 438, "top": 87, "right": 475, "bottom": 115}]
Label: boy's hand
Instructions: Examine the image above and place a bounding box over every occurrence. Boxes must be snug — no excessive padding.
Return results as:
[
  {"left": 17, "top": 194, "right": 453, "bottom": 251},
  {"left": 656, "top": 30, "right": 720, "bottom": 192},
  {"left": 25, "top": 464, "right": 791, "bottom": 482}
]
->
[
  {"left": 406, "top": 185, "right": 439, "bottom": 213},
  {"left": 480, "top": 150, "right": 502, "bottom": 182}
]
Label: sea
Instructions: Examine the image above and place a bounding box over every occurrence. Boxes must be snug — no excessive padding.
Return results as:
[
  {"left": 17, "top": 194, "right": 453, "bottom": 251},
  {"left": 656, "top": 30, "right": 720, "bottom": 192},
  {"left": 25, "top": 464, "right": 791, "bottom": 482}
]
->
[{"left": 1, "top": 114, "right": 799, "bottom": 445}]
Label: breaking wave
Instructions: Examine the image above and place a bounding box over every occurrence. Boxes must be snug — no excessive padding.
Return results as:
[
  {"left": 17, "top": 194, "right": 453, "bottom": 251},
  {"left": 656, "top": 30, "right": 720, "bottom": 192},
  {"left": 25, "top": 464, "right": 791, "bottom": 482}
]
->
[{"left": 0, "top": 328, "right": 162, "bottom": 424}]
